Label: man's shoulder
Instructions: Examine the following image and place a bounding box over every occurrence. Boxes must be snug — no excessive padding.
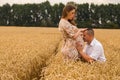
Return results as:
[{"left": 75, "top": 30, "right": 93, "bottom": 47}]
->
[
  {"left": 92, "top": 39, "right": 103, "bottom": 49},
  {"left": 85, "top": 38, "right": 103, "bottom": 49},
  {"left": 94, "top": 39, "right": 102, "bottom": 45}
]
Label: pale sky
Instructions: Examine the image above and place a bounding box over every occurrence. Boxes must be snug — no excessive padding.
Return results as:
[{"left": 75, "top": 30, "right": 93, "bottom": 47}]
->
[{"left": 0, "top": 0, "right": 120, "bottom": 6}]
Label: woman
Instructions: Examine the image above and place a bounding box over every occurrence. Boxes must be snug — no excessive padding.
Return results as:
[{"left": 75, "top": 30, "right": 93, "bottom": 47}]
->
[{"left": 58, "top": 4, "right": 84, "bottom": 60}]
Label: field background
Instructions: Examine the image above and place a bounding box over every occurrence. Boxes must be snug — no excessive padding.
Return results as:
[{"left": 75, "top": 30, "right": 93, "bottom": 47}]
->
[{"left": 0, "top": 27, "right": 120, "bottom": 80}]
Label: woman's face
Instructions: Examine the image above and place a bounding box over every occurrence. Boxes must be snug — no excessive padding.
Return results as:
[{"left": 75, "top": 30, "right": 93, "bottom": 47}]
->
[{"left": 67, "top": 9, "right": 76, "bottom": 20}]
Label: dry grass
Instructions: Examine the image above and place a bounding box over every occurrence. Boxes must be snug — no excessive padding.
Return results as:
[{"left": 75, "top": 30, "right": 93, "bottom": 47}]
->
[
  {"left": 0, "top": 27, "right": 119, "bottom": 80},
  {"left": 41, "top": 29, "right": 120, "bottom": 80},
  {"left": 0, "top": 27, "right": 61, "bottom": 80}
]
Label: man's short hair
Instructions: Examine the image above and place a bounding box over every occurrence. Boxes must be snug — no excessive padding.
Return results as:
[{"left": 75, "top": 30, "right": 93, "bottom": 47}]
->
[{"left": 86, "top": 28, "right": 94, "bottom": 36}]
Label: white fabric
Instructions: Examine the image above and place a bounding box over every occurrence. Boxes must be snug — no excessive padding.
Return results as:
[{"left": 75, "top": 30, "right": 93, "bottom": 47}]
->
[{"left": 83, "top": 38, "right": 106, "bottom": 62}]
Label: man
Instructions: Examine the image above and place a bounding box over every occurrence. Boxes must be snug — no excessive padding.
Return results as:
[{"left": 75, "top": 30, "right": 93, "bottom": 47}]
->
[{"left": 76, "top": 28, "right": 106, "bottom": 63}]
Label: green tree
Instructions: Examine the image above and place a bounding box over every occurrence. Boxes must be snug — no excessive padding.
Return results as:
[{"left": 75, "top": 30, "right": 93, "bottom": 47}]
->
[
  {"left": 77, "top": 3, "right": 90, "bottom": 28},
  {"left": 51, "top": 3, "right": 64, "bottom": 27},
  {"left": 0, "top": 3, "right": 11, "bottom": 25},
  {"left": 0, "top": 1, "right": 120, "bottom": 28},
  {"left": 11, "top": 4, "right": 24, "bottom": 26}
]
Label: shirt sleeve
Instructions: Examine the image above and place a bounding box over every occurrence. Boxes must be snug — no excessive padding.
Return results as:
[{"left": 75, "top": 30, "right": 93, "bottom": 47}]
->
[
  {"left": 63, "top": 23, "right": 77, "bottom": 38},
  {"left": 89, "top": 45, "right": 102, "bottom": 61}
]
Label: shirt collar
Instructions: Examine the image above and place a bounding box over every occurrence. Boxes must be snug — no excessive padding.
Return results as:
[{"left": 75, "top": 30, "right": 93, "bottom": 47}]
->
[{"left": 87, "top": 38, "right": 96, "bottom": 47}]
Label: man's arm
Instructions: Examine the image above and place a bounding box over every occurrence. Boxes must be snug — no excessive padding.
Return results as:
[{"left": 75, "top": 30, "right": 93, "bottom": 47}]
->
[
  {"left": 76, "top": 42, "right": 95, "bottom": 63},
  {"left": 79, "top": 51, "right": 95, "bottom": 63}
]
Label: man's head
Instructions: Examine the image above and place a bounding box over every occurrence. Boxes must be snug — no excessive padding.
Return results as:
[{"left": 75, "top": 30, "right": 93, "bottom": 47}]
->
[{"left": 83, "top": 28, "right": 94, "bottom": 44}]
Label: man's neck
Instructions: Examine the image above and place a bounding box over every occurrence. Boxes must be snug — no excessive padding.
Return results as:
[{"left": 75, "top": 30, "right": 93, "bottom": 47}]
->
[{"left": 88, "top": 37, "right": 94, "bottom": 45}]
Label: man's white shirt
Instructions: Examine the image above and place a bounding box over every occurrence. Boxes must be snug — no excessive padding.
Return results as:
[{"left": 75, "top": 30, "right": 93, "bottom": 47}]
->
[{"left": 83, "top": 38, "right": 106, "bottom": 62}]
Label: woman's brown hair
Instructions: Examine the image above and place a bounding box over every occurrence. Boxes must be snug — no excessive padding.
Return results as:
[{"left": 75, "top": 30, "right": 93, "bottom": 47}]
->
[{"left": 62, "top": 4, "right": 77, "bottom": 26}]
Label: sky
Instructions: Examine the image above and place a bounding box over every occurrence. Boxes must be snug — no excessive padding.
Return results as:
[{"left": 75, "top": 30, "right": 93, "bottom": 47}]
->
[{"left": 0, "top": 0, "right": 120, "bottom": 6}]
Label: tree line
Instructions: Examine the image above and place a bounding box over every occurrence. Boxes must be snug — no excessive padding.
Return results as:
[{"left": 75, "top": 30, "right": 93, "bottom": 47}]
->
[{"left": 0, "top": 1, "right": 120, "bottom": 28}]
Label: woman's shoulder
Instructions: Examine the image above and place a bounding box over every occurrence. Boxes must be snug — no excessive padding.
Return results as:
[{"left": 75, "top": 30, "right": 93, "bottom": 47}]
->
[
  {"left": 59, "top": 19, "right": 70, "bottom": 25},
  {"left": 59, "top": 19, "right": 72, "bottom": 29}
]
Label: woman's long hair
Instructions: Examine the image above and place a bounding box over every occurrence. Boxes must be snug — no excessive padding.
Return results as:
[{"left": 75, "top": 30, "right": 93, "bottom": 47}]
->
[{"left": 62, "top": 4, "right": 77, "bottom": 26}]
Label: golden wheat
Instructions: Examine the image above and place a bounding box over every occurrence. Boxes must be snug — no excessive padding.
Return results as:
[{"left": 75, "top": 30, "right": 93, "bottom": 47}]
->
[
  {"left": 41, "top": 29, "right": 120, "bottom": 80},
  {"left": 0, "top": 27, "right": 61, "bottom": 80},
  {"left": 0, "top": 27, "right": 119, "bottom": 80}
]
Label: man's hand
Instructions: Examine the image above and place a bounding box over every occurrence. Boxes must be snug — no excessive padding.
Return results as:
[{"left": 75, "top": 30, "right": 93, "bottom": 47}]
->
[{"left": 76, "top": 42, "right": 95, "bottom": 63}]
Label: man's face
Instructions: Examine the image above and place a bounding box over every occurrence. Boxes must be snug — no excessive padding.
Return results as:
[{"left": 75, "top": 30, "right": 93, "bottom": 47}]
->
[{"left": 83, "top": 31, "right": 90, "bottom": 42}]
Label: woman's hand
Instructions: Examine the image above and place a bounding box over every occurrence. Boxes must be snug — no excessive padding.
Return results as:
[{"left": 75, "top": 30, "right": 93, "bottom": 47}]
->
[
  {"left": 73, "top": 29, "right": 84, "bottom": 40},
  {"left": 79, "top": 28, "right": 87, "bottom": 33}
]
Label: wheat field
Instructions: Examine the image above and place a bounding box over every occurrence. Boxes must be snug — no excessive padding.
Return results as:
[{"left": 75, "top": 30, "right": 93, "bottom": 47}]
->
[
  {"left": 0, "top": 27, "right": 119, "bottom": 80},
  {"left": 0, "top": 27, "right": 61, "bottom": 80}
]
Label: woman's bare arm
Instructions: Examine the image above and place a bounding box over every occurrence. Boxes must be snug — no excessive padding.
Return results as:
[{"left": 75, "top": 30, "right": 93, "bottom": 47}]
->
[
  {"left": 72, "top": 28, "right": 87, "bottom": 39},
  {"left": 72, "top": 29, "right": 81, "bottom": 39}
]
